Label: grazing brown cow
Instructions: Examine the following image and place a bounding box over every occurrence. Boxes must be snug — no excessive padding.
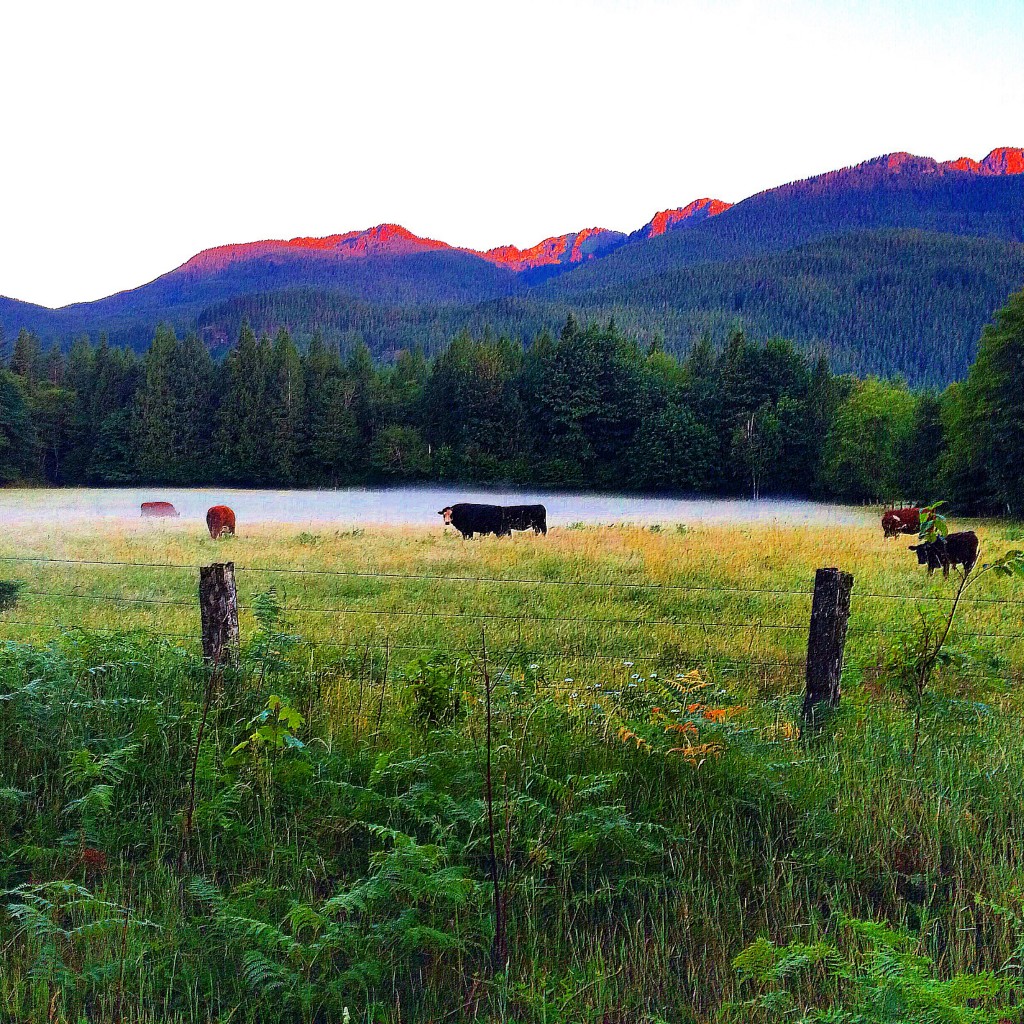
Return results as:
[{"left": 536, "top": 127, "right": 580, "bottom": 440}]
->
[
  {"left": 141, "top": 501, "right": 179, "bottom": 518},
  {"left": 206, "top": 505, "right": 236, "bottom": 540},
  {"left": 882, "top": 507, "right": 921, "bottom": 538},
  {"left": 908, "top": 531, "right": 979, "bottom": 577}
]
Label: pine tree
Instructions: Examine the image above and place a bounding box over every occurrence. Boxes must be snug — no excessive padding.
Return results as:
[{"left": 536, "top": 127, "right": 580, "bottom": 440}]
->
[
  {"left": 62, "top": 336, "right": 96, "bottom": 482},
  {"left": 41, "top": 343, "right": 65, "bottom": 386},
  {"left": 268, "top": 328, "right": 305, "bottom": 485},
  {"left": 302, "top": 333, "right": 356, "bottom": 485},
  {"left": 944, "top": 287, "right": 1024, "bottom": 513},
  {"left": 10, "top": 329, "right": 42, "bottom": 383},
  {"left": 88, "top": 340, "right": 140, "bottom": 483},
  {"left": 0, "top": 371, "right": 33, "bottom": 482},
  {"left": 132, "top": 325, "right": 181, "bottom": 483},
  {"left": 217, "top": 323, "right": 273, "bottom": 484},
  {"left": 173, "top": 333, "right": 215, "bottom": 483}
]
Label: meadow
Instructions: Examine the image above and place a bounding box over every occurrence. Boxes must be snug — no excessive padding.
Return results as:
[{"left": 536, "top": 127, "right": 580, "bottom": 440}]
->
[{"left": 2, "top": 516, "right": 1024, "bottom": 1022}]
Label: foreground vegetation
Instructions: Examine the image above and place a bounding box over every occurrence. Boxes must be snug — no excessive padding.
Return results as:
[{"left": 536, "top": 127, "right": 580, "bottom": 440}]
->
[
  {"left": 4, "top": 285, "right": 1024, "bottom": 513},
  {"left": 1, "top": 520, "right": 1024, "bottom": 1022}
]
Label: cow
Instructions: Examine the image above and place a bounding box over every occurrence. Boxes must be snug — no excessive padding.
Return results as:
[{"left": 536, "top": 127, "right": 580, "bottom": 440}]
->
[
  {"left": 501, "top": 504, "right": 547, "bottom": 535},
  {"left": 141, "top": 501, "right": 179, "bottom": 518},
  {"left": 438, "top": 503, "right": 508, "bottom": 539},
  {"left": 882, "top": 507, "right": 921, "bottom": 538},
  {"left": 206, "top": 505, "right": 236, "bottom": 540},
  {"left": 908, "top": 531, "right": 979, "bottom": 577}
]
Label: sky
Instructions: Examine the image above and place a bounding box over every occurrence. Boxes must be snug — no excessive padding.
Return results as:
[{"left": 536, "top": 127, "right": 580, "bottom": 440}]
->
[{"left": 2, "top": 0, "right": 1022, "bottom": 309}]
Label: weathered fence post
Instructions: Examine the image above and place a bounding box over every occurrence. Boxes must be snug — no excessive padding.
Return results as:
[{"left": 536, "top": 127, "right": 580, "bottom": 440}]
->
[
  {"left": 802, "top": 567, "right": 853, "bottom": 728},
  {"left": 199, "top": 562, "right": 239, "bottom": 665}
]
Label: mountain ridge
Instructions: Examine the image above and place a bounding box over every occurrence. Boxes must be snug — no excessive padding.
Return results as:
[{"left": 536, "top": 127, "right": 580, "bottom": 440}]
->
[{"left": 2, "top": 146, "right": 1023, "bottom": 387}]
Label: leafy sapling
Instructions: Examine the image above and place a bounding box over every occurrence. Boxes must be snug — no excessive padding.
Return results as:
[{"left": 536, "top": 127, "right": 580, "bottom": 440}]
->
[{"left": 892, "top": 501, "right": 1024, "bottom": 762}]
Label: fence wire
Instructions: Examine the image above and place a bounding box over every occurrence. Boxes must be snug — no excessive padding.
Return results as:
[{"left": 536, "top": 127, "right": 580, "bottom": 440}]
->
[{"left": 0, "top": 554, "right": 1019, "bottom": 687}]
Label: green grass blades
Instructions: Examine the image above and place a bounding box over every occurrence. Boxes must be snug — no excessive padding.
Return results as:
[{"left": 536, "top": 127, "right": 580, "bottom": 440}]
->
[{"left": 2, "top": 521, "right": 1024, "bottom": 1021}]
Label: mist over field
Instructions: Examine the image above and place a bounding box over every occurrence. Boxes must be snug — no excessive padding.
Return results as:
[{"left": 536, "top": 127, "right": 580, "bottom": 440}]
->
[{"left": 0, "top": 486, "right": 872, "bottom": 528}]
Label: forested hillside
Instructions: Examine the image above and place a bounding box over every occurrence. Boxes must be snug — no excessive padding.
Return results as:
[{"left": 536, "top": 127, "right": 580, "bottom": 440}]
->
[
  {"left": 4, "top": 286, "right": 1024, "bottom": 512},
  {"left": 546, "top": 155, "right": 1024, "bottom": 298},
  {"left": 506, "top": 230, "right": 1024, "bottom": 383},
  {"left": 2, "top": 148, "right": 1023, "bottom": 386},
  {"left": 173, "top": 231, "right": 1024, "bottom": 384}
]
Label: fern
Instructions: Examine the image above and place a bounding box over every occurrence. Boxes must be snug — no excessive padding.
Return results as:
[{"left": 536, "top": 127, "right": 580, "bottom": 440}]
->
[{"left": 730, "top": 916, "right": 1011, "bottom": 1023}]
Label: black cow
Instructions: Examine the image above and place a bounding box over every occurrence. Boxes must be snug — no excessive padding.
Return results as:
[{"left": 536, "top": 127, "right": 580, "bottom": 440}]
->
[
  {"left": 501, "top": 504, "right": 547, "bottom": 535},
  {"left": 908, "top": 531, "right": 979, "bottom": 577},
  {"left": 439, "top": 503, "right": 508, "bottom": 539}
]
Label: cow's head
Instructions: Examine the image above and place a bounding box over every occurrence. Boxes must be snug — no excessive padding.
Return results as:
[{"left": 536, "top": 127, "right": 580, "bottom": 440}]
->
[
  {"left": 438, "top": 507, "right": 453, "bottom": 525},
  {"left": 908, "top": 543, "right": 930, "bottom": 565}
]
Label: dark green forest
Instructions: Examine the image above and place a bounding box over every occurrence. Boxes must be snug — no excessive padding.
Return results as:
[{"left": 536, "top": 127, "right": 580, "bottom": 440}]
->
[
  {"left": 60, "top": 230, "right": 1024, "bottom": 388},
  {"left": 2, "top": 287, "right": 1023, "bottom": 512}
]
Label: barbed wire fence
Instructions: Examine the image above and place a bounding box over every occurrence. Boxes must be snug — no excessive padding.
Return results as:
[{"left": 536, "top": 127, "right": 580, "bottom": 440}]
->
[{"left": 0, "top": 554, "right": 1020, "bottom": 702}]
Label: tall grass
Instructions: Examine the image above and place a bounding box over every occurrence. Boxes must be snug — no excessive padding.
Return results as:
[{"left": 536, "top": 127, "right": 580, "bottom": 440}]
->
[{"left": 1, "top": 519, "right": 1023, "bottom": 1022}]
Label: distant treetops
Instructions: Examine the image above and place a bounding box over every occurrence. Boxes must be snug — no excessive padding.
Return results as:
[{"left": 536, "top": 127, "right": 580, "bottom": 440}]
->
[{"left": 1, "top": 286, "right": 1022, "bottom": 513}]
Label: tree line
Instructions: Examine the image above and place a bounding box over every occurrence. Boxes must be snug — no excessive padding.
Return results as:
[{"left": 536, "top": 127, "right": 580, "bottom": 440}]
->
[{"left": 1, "top": 289, "right": 1022, "bottom": 513}]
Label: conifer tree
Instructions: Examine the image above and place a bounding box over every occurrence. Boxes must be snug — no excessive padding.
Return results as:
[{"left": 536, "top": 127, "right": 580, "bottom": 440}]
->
[
  {"left": 132, "top": 325, "right": 181, "bottom": 483},
  {"left": 173, "top": 333, "right": 216, "bottom": 483},
  {"left": 10, "top": 329, "right": 42, "bottom": 383},
  {"left": 62, "top": 336, "right": 96, "bottom": 481},
  {"left": 216, "top": 323, "right": 273, "bottom": 484},
  {"left": 943, "top": 287, "right": 1024, "bottom": 513},
  {"left": 0, "top": 370, "right": 33, "bottom": 482},
  {"left": 268, "top": 328, "right": 305, "bottom": 485}
]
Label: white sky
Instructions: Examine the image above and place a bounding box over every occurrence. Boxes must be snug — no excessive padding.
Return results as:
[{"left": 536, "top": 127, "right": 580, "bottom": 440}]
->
[{"left": 2, "top": 0, "right": 1022, "bottom": 309}]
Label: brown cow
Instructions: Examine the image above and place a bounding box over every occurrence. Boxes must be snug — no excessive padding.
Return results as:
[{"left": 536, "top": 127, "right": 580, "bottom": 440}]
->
[
  {"left": 141, "top": 501, "right": 179, "bottom": 518},
  {"left": 882, "top": 507, "right": 921, "bottom": 538},
  {"left": 206, "top": 505, "right": 236, "bottom": 539},
  {"left": 909, "top": 531, "right": 979, "bottom": 577}
]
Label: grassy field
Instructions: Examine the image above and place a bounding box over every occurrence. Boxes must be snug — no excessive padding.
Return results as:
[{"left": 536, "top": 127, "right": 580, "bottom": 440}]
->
[
  {"left": 2, "top": 517, "right": 1024, "bottom": 1022},
  {"left": 2, "top": 516, "right": 1023, "bottom": 681}
]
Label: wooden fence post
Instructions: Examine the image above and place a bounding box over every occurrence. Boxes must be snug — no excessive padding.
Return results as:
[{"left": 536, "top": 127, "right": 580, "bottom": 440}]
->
[
  {"left": 802, "top": 567, "right": 853, "bottom": 728},
  {"left": 199, "top": 562, "right": 239, "bottom": 665}
]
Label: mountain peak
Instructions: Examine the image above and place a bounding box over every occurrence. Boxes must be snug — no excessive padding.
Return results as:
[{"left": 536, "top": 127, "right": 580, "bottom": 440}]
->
[
  {"left": 337, "top": 223, "right": 452, "bottom": 256},
  {"left": 634, "top": 198, "right": 732, "bottom": 240},
  {"left": 979, "top": 147, "right": 1024, "bottom": 175},
  {"left": 482, "top": 228, "right": 626, "bottom": 272},
  {"left": 859, "top": 147, "right": 1024, "bottom": 178},
  {"left": 178, "top": 223, "right": 454, "bottom": 274}
]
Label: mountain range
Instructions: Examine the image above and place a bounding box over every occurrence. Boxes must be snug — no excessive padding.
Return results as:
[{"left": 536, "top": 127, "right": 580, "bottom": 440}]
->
[{"left": 2, "top": 147, "right": 1023, "bottom": 386}]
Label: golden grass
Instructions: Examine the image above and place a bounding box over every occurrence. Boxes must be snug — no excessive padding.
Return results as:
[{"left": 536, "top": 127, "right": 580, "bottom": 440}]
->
[{"left": 1, "top": 515, "right": 1021, "bottom": 695}]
